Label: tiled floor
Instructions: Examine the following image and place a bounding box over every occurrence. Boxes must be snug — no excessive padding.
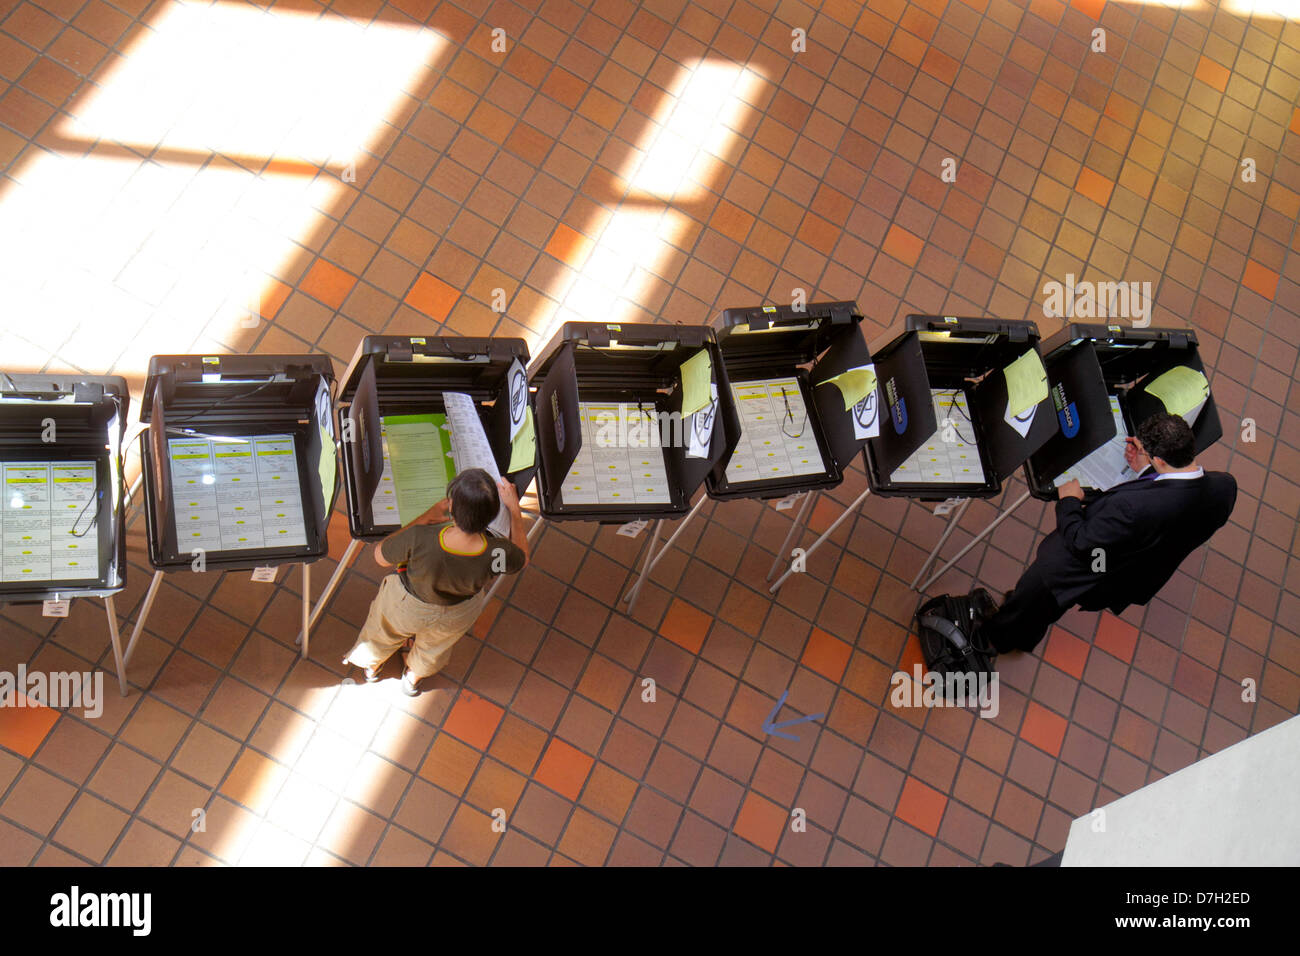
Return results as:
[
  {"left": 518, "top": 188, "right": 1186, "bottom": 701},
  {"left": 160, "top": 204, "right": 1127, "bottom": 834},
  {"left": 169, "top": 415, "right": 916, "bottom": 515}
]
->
[{"left": 1, "top": 0, "right": 1298, "bottom": 866}]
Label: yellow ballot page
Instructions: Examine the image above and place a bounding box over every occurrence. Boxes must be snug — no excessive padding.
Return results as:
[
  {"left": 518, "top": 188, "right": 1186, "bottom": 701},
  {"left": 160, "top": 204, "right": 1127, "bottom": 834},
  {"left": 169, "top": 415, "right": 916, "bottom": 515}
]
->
[
  {"left": 508, "top": 407, "right": 536, "bottom": 474},
  {"left": 1144, "top": 366, "right": 1209, "bottom": 421},
  {"left": 679, "top": 349, "right": 713, "bottom": 417},
  {"left": 1003, "top": 349, "right": 1048, "bottom": 417},
  {"left": 819, "top": 366, "right": 877, "bottom": 411}
]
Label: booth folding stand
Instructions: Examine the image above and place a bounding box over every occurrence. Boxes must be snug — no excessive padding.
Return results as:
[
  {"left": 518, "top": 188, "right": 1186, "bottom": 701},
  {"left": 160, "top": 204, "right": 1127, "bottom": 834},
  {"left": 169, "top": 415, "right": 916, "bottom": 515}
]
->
[
  {"left": 0, "top": 373, "right": 131, "bottom": 694},
  {"left": 127, "top": 354, "right": 339, "bottom": 667}
]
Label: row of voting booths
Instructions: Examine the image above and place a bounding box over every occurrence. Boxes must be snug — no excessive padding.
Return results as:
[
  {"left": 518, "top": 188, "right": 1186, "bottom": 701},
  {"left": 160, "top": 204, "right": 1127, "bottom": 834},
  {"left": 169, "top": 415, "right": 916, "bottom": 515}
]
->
[{"left": 0, "top": 304, "right": 1222, "bottom": 697}]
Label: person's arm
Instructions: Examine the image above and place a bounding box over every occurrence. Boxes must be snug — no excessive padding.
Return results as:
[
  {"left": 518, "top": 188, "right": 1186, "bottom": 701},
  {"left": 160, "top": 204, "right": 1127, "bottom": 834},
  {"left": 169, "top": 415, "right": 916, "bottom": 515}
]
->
[
  {"left": 374, "top": 525, "right": 418, "bottom": 570},
  {"left": 1054, "top": 480, "right": 1139, "bottom": 560},
  {"left": 497, "top": 477, "right": 529, "bottom": 566}
]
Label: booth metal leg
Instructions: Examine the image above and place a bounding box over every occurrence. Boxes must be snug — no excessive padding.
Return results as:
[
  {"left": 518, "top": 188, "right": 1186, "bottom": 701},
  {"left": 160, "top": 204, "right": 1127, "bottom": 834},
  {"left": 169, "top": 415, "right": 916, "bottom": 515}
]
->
[
  {"left": 300, "top": 562, "right": 311, "bottom": 659},
  {"left": 104, "top": 595, "right": 129, "bottom": 697},
  {"left": 295, "top": 538, "right": 362, "bottom": 648},
  {"left": 123, "top": 568, "right": 164, "bottom": 667},
  {"left": 621, "top": 495, "right": 707, "bottom": 609},
  {"left": 767, "top": 491, "right": 817, "bottom": 582},
  {"left": 769, "top": 488, "right": 872, "bottom": 595},
  {"left": 622, "top": 518, "right": 664, "bottom": 615},
  {"left": 916, "top": 489, "right": 1032, "bottom": 593},
  {"left": 908, "top": 497, "right": 971, "bottom": 591},
  {"left": 486, "top": 515, "right": 544, "bottom": 602}
]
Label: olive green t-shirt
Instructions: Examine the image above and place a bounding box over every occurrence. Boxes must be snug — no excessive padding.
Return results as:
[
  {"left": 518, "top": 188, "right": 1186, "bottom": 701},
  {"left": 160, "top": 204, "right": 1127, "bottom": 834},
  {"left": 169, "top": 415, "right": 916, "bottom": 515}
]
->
[{"left": 381, "top": 522, "right": 525, "bottom": 606}]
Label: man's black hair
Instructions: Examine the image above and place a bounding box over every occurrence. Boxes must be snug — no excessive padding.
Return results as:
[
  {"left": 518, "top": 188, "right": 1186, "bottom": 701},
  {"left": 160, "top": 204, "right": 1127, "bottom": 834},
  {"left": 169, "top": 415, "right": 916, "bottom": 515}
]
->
[
  {"left": 447, "top": 468, "right": 500, "bottom": 534},
  {"left": 1137, "top": 412, "right": 1195, "bottom": 468}
]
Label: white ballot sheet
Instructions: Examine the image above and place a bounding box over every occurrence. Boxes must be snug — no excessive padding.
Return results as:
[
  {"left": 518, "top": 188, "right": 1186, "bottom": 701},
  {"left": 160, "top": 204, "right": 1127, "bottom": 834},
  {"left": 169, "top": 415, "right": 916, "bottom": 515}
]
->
[
  {"left": 169, "top": 434, "right": 308, "bottom": 553},
  {"left": 443, "top": 392, "right": 513, "bottom": 538},
  {"left": 1054, "top": 395, "right": 1137, "bottom": 491},
  {"left": 1, "top": 461, "right": 101, "bottom": 583},
  {"left": 724, "top": 377, "right": 828, "bottom": 484},
  {"left": 889, "top": 390, "right": 988, "bottom": 485},
  {"left": 561, "top": 402, "right": 672, "bottom": 506}
]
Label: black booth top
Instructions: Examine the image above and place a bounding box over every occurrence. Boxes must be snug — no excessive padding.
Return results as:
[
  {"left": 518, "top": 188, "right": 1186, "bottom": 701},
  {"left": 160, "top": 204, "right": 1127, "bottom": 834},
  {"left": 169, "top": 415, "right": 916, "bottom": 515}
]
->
[
  {"left": 140, "top": 354, "right": 333, "bottom": 423},
  {"left": 0, "top": 372, "right": 130, "bottom": 447},
  {"left": 527, "top": 321, "right": 715, "bottom": 388},
  {"left": 713, "top": 301, "right": 864, "bottom": 370},
  {"left": 336, "top": 335, "right": 530, "bottom": 405}
]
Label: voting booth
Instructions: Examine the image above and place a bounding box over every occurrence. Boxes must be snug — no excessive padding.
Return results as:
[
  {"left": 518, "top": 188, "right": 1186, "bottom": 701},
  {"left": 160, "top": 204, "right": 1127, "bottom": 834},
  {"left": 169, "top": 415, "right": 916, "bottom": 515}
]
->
[
  {"left": 128, "top": 354, "right": 339, "bottom": 660},
  {"left": 528, "top": 321, "right": 740, "bottom": 612},
  {"left": 1023, "top": 324, "right": 1221, "bottom": 498},
  {"left": 706, "top": 302, "right": 874, "bottom": 501},
  {"left": 297, "top": 335, "right": 539, "bottom": 640},
  {"left": 913, "top": 324, "right": 1222, "bottom": 592},
  {"left": 770, "top": 315, "right": 1058, "bottom": 593},
  {"left": 0, "top": 372, "right": 133, "bottom": 694},
  {"left": 529, "top": 322, "right": 739, "bottom": 521}
]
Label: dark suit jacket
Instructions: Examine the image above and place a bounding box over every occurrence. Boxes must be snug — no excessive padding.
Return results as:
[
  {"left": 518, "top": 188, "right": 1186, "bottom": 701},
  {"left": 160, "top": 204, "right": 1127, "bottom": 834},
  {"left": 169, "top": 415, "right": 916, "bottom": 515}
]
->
[{"left": 1030, "top": 470, "right": 1237, "bottom": 614}]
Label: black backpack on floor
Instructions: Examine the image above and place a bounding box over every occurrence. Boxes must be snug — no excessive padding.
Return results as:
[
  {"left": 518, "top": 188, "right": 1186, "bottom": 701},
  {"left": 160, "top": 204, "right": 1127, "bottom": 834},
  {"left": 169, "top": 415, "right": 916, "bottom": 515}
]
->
[{"left": 913, "top": 589, "right": 997, "bottom": 680}]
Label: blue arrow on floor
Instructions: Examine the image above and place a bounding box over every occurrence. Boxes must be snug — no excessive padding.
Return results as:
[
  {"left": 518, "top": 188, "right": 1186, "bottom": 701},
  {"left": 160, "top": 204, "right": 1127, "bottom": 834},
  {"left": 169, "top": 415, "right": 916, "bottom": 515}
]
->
[{"left": 761, "top": 689, "right": 825, "bottom": 742}]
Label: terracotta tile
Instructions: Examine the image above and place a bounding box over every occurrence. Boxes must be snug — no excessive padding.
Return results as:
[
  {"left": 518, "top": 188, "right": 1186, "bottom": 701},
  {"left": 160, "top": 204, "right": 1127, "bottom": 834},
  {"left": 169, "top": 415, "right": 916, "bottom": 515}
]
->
[
  {"left": 557, "top": 807, "right": 616, "bottom": 865},
  {"left": 1075, "top": 167, "right": 1114, "bottom": 206},
  {"left": 1194, "top": 55, "right": 1230, "bottom": 93},
  {"left": 801, "top": 627, "right": 852, "bottom": 682},
  {"left": 299, "top": 258, "right": 358, "bottom": 311},
  {"left": 404, "top": 272, "right": 461, "bottom": 322},
  {"left": 534, "top": 737, "right": 594, "bottom": 801},
  {"left": 52, "top": 793, "right": 128, "bottom": 864},
  {"left": 733, "top": 790, "right": 786, "bottom": 853},
  {"left": 419, "top": 733, "right": 481, "bottom": 796},
  {"left": 1094, "top": 612, "right": 1137, "bottom": 663},
  {"left": 442, "top": 690, "right": 505, "bottom": 751},
  {"left": 1242, "top": 260, "right": 1279, "bottom": 299},
  {"left": 544, "top": 223, "right": 594, "bottom": 268},
  {"left": 659, "top": 598, "right": 712, "bottom": 654},
  {"left": 0, "top": 695, "right": 59, "bottom": 758},
  {"left": 1020, "top": 701, "right": 1068, "bottom": 757}
]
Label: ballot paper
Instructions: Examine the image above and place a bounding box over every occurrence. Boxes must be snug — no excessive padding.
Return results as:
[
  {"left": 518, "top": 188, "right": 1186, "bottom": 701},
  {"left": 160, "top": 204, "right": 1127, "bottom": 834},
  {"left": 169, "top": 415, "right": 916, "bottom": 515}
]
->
[
  {"left": 560, "top": 402, "right": 672, "bottom": 506},
  {"left": 724, "top": 377, "right": 829, "bottom": 484},
  {"left": 679, "top": 349, "right": 713, "bottom": 417},
  {"left": 168, "top": 435, "right": 308, "bottom": 553},
  {"left": 442, "top": 391, "right": 513, "bottom": 538},
  {"left": 1054, "top": 394, "right": 1137, "bottom": 491},
  {"left": 369, "top": 414, "right": 454, "bottom": 527},
  {"left": 1003, "top": 349, "right": 1049, "bottom": 417},
  {"left": 1, "top": 461, "right": 101, "bottom": 583},
  {"left": 1143, "top": 365, "right": 1209, "bottom": 426},
  {"left": 889, "top": 390, "right": 988, "bottom": 485}
]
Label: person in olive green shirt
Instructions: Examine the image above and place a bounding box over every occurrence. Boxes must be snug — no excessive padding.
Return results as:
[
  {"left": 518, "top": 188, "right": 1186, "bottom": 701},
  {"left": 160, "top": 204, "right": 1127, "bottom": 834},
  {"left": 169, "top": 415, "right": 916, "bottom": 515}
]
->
[{"left": 343, "top": 468, "right": 528, "bottom": 696}]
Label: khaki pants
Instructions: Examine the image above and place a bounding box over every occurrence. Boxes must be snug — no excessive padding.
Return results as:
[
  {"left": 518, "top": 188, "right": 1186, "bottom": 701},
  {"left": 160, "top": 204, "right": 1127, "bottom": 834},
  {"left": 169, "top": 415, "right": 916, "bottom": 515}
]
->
[{"left": 343, "top": 574, "right": 490, "bottom": 680}]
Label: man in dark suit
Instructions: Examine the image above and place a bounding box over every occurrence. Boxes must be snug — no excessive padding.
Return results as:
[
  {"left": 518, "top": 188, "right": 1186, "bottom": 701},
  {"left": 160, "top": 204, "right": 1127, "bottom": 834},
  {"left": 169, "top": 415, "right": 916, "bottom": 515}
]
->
[{"left": 974, "top": 411, "right": 1237, "bottom": 655}]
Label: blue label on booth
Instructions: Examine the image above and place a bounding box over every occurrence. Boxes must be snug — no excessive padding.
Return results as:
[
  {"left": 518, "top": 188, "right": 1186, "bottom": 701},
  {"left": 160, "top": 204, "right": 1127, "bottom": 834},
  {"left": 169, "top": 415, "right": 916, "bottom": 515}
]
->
[{"left": 1058, "top": 402, "right": 1080, "bottom": 438}]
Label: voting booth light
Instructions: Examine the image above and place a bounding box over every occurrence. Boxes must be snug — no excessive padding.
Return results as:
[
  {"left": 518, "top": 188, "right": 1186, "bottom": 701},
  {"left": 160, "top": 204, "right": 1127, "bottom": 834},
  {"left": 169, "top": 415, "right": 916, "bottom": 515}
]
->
[
  {"left": 528, "top": 322, "right": 740, "bottom": 522},
  {"left": 1023, "top": 325, "right": 1223, "bottom": 500},
  {"left": 0, "top": 373, "right": 129, "bottom": 602},
  {"left": 138, "top": 354, "right": 339, "bottom": 573},
  {"left": 705, "top": 301, "right": 873, "bottom": 502},
  {"left": 863, "top": 315, "right": 1058, "bottom": 501},
  {"left": 334, "top": 335, "right": 535, "bottom": 542}
]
